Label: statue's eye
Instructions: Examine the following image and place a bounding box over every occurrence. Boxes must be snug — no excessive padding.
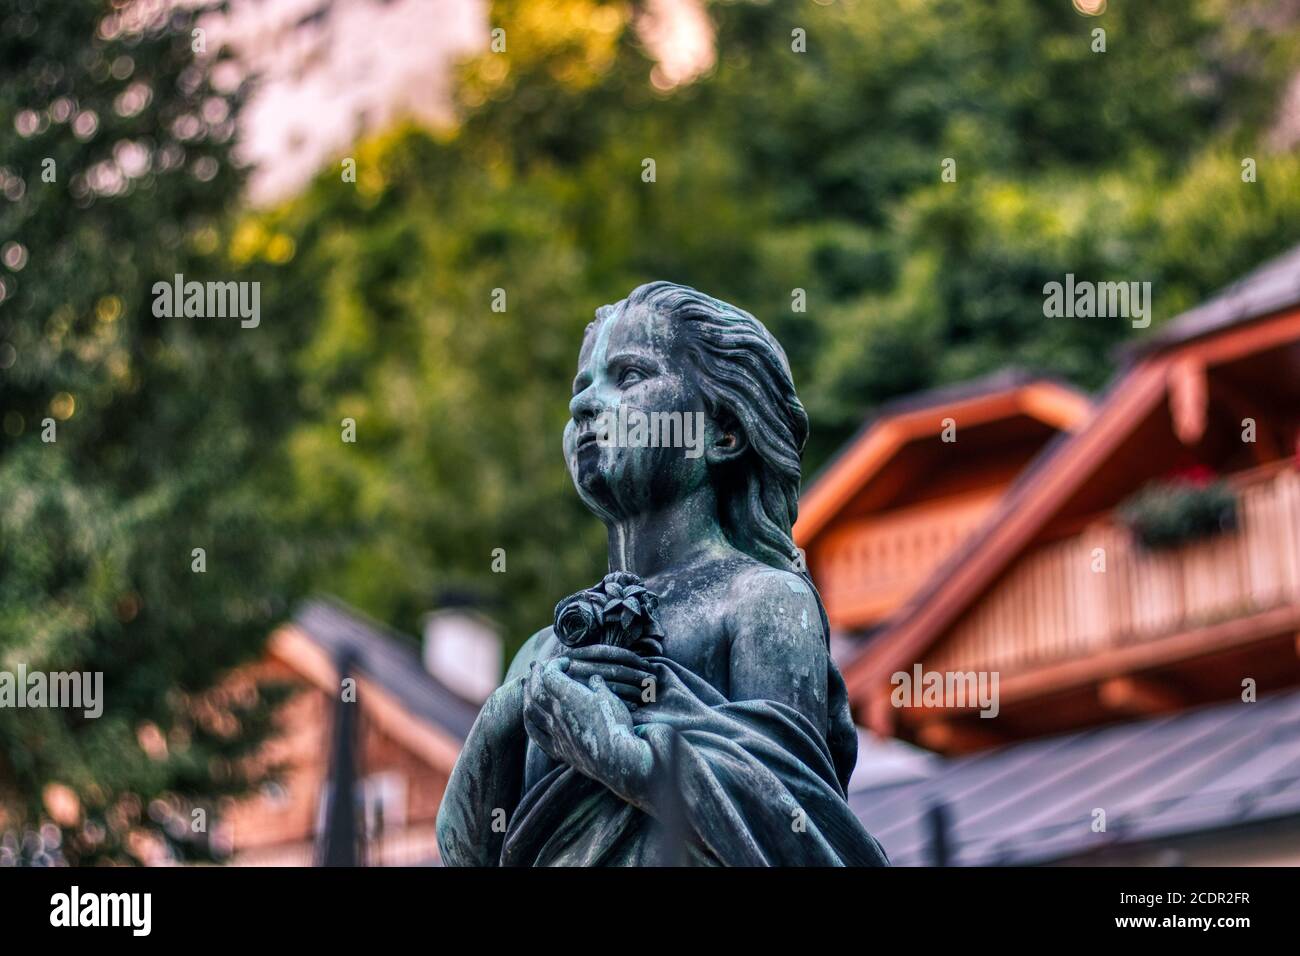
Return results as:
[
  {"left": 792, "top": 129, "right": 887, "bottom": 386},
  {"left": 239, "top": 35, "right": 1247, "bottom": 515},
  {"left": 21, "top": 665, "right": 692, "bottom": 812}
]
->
[{"left": 619, "top": 367, "right": 646, "bottom": 387}]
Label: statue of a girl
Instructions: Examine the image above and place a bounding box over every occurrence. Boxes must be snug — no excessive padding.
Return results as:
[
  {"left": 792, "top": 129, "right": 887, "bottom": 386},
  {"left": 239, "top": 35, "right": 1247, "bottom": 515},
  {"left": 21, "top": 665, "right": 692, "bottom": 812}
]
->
[{"left": 436, "top": 282, "right": 889, "bottom": 866}]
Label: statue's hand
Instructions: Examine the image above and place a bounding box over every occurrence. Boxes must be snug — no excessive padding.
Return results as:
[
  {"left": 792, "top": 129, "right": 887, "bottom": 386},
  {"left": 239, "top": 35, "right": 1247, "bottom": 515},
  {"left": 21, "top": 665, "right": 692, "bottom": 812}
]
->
[
  {"left": 560, "top": 644, "right": 655, "bottom": 709},
  {"left": 522, "top": 657, "right": 653, "bottom": 804}
]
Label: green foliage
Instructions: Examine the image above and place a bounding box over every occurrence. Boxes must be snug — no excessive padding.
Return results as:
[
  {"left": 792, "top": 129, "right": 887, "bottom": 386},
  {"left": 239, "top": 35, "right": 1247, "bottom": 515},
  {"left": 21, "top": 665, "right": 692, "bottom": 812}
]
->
[
  {"left": 0, "top": 0, "right": 292, "bottom": 864},
  {"left": 1119, "top": 477, "right": 1238, "bottom": 550},
  {"left": 251, "top": 0, "right": 1299, "bottom": 661}
]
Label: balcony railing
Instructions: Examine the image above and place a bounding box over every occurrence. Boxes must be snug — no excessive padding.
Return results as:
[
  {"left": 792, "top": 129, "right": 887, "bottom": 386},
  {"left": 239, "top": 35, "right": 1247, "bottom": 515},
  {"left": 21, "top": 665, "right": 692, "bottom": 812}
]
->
[
  {"left": 928, "top": 463, "right": 1300, "bottom": 677},
  {"left": 816, "top": 489, "right": 1001, "bottom": 628},
  {"left": 228, "top": 824, "right": 441, "bottom": 866}
]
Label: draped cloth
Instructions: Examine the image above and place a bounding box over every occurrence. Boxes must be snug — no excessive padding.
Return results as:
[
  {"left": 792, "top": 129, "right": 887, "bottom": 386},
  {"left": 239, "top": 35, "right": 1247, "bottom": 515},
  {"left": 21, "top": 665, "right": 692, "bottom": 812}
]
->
[{"left": 498, "top": 657, "right": 889, "bottom": 867}]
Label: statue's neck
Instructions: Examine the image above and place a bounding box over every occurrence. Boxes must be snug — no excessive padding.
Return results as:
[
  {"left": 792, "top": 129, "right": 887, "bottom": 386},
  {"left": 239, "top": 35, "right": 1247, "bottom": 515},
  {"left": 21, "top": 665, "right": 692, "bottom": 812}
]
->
[{"left": 606, "top": 484, "right": 729, "bottom": 581}]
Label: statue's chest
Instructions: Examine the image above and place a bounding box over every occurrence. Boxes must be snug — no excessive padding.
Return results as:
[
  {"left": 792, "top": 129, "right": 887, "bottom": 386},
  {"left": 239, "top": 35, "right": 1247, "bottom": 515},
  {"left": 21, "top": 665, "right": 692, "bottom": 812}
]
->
[{"left": 653, "top": 595, "right": 732, "bottom": 695}]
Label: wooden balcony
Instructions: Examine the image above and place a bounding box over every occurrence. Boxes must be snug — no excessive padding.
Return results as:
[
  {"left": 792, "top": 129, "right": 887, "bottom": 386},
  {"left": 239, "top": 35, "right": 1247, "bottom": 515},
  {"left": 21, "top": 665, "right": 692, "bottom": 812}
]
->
[
  {"left": 928, "top": 463, "right": 1300, "bottom": 679},
  {"left": 815, "top": 490, "right": 1001, "bottom": 628}
]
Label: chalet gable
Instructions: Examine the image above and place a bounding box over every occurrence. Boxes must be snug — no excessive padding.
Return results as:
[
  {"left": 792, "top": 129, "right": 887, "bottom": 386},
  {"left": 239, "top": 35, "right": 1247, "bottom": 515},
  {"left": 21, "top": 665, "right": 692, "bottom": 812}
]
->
[
  {"left": 795, "top": 371, "right": 1090, "bottom": 631},
  {"left": 845, "top": 243, "right": 1300, "bottom": 753},
  {"left": 269, "top": 598, "right": 481, "bottom": 774}
]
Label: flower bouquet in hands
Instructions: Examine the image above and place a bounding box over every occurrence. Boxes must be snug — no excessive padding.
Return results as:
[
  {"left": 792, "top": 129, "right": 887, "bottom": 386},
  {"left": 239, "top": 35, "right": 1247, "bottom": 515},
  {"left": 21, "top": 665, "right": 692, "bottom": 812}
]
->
[{"left": 553, "top": 571, "right": 665, "bottom": 656}]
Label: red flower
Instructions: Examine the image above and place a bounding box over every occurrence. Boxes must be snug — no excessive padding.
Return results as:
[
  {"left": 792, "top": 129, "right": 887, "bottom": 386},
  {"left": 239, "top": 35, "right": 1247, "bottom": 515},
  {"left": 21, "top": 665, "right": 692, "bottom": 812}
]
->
[{"left": 1172, "top": 464, "right": 1215, "bottom": 486}]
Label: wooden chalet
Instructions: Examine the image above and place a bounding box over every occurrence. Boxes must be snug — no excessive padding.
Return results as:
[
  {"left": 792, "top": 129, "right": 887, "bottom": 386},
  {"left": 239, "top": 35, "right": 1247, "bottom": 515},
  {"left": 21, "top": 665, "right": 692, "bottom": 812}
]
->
[
  {"left": 223, "top": 598, "right": 482, "bottom": 866},
  {"left": 818, "top": 243, "right": 1300, "bottom": 865},
  {"left": 796, "top": 371, "right": 1091, "bottom": 642}
]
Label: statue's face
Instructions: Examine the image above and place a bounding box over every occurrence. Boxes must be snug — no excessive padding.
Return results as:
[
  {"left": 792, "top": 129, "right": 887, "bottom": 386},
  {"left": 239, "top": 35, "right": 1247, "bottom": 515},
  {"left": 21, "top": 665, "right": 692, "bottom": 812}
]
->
[{"left": 564, "top": 304, "right": 714, "bottom": 522}]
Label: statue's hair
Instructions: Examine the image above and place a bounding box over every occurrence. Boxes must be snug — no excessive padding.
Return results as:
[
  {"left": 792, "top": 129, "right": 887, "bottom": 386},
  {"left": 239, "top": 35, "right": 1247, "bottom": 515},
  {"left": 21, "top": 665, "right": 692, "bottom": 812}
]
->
[{"left": 594, "top": 281, "right": 808, "bottom": 574}]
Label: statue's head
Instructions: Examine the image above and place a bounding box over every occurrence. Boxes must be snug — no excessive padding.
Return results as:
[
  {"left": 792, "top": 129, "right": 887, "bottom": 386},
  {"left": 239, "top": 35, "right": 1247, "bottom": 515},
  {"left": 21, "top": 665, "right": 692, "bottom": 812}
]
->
[{"left": 564, "top": 281, "right": 808, "bottom": 571}]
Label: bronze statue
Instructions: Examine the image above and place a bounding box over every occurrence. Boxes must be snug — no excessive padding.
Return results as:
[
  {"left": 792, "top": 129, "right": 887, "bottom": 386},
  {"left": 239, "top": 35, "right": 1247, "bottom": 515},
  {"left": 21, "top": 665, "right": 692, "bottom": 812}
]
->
[{"left": 437, "top": 282, "right": 889, "bottom": 866}]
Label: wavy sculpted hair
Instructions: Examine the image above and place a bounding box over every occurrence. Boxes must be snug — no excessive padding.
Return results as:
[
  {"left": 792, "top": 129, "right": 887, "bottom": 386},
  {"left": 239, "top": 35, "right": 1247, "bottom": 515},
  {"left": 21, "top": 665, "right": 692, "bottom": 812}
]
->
[{"left": 594, "top": 281, "right": 808, "bottom": 573}]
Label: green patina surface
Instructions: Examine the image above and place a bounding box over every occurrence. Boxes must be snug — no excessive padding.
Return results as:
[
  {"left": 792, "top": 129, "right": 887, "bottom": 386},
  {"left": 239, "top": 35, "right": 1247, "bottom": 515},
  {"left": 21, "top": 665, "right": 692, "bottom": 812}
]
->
[{"left": 437, "top": 283, "right": 888, "bottom": 866}]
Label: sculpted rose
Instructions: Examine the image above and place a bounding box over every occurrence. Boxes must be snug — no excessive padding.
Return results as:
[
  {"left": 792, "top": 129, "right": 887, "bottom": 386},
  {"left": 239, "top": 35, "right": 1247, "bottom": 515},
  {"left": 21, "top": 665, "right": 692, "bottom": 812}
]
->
[
  {"left": 554, "top": 594, "right": 603, "bottom": 647},
  {"left": 552, "top": 572, "right": 664, "bottom": 653}
]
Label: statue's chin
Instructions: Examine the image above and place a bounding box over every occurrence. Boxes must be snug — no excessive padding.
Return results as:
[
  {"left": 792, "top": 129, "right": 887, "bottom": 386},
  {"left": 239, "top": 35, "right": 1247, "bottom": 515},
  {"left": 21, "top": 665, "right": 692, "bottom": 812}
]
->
[
  {"left": 571, "top": 461, "right": 648, "bottom": 525},
  {"left": 569, "top": 442, "right": 702, "bottom": 524},
  {"left": 572, "top": 475, "right": 623, "bottom": 525}
]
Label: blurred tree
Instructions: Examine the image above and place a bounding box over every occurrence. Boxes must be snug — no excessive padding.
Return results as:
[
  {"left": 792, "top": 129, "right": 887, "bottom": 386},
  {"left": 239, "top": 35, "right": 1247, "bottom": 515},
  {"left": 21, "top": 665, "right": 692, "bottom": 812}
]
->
[
  {"left": 0, "top": 0, "right": 291, "bottom": 864},
  {"left": 253, "top": 0, "right": 1300, "bottom": 661},
  {"left": 692, "top": 0, "right": 1300, "bottom": 459}
]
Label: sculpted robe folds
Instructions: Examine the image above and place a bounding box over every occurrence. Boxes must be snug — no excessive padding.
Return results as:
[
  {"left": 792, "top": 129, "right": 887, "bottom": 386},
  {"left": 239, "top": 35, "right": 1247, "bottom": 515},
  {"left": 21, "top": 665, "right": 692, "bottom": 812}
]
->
[{"left": 439, "top": 652, "right": 889, "bottom": 867}]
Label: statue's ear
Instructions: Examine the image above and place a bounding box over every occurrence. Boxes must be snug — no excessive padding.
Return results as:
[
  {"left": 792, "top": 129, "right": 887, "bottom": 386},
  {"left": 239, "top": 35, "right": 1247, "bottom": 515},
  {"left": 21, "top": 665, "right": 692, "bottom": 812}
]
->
[{"left": 706, "top": 412, "right": 748, "bottom": 466}]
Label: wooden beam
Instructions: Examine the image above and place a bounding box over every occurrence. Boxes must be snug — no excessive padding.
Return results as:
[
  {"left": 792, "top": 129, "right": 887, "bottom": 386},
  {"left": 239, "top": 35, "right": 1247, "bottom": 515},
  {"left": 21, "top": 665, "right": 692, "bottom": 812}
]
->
[
  {"left": 990, "top": 603, "right": 1300, "bottom": 708},
  {"left": 1212, "top": 376, "right": 1283, "bottom": 462},
  {"left": 1019, "top": 382, "right": 1095, "bottom": 434},
  {"left": 1098, "top": 676, "right": 1183, "bottom": 715},
  {"left": 1168, "top": 357, "right": 1207, "bottom": 446},
  {"left": 915, "top": 720, "right": 1003, "bottom": 754},
  {"left": 1179, "top": 305, "right": 1300, "bottom": 370}
]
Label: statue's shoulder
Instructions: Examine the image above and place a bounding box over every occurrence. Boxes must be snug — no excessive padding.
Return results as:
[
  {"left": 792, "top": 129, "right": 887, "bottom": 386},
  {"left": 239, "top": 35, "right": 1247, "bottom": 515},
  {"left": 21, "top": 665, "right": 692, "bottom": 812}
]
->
[
  {"left": 725, "top": 561, "right": 826, "bottom": 647},
  {"left": 728, "top": 560, "right": 816, "bottom": 604},
  {"left": 503, "top": 626, "right": 561, "bottom": 683}
]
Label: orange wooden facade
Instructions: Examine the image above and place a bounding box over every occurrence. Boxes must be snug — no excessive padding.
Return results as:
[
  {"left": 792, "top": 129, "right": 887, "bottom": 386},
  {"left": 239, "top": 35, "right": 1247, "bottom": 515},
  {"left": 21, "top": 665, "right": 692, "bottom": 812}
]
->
[
  {"left": 796, "top": 377, "right": 1092, "bottom": 631},
  {"left": 222, "top": 626, "right": 458, "bottom": 865},
  {"left": 825, "top": 298, "right": 1300, "bottom": 754}
]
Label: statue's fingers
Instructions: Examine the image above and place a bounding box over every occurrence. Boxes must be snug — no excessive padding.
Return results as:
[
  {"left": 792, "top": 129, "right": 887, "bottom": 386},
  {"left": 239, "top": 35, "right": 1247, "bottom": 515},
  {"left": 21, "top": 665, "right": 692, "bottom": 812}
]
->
[
  {"left": 564, "top": 645, "right": 648, "bottom": 669},
  {"left": 564, "top": 661, "right": 645, "bottom": 687},
  {"left": 522, "top": 668, "right": 544, "bottom": 713},
  {"left": 543, "top": 656, "right": 572, "bottom": 680},
  {"left": 540, "top": 659, "right": 584, "bottom": 702},
  {"left": 523, "top": 660, "right": 541, "bottom": 699},
  {"left": 523, "top": 710, "right": 554, "bottom": 748},
  {"left": 588, "top": 675, "right": 630, "bottom": 711},
  {"left": 603, "top": 682, "right": 643, "bottom": 705},
  {"left": 533, "top": 656, "right": 569, "bottom": 699},
  {"left": 521, "top": 689, "right": 542, "bottom": 729},
  {"left": 590, "top": 680, "right": 641, "bottom": 707}
]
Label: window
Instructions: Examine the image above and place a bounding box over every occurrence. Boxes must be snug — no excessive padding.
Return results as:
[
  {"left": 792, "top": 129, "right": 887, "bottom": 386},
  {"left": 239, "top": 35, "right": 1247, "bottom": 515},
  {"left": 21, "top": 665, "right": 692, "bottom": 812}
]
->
[{"left": 359, "top": 772, "right": 407, "bottom": 837}]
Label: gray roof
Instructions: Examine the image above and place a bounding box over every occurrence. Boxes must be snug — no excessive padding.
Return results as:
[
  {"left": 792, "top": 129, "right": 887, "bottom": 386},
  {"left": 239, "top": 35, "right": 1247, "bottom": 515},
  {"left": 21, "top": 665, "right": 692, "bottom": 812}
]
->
[
  {"left": 851, "top": 687, "right": 1300, "bottom": 865},
  {"left": 293, "top": 597, "right": 482, "bottom": 741},
  {"left": 1128, "top": 241, "right": 1300, "bottom": 357}
]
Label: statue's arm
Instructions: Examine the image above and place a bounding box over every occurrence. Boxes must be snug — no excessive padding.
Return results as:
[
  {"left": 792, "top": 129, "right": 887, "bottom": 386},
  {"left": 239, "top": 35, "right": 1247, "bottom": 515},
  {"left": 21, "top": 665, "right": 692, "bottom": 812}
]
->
[
  {"left": 504, "top": 626, "right": 551, "bottom": 681},
  {"left": 725, "top": 569, "right": 829, "bottom": 730},
  {"left": 436, "top": 630, "right": 550, "bottom": 866}
]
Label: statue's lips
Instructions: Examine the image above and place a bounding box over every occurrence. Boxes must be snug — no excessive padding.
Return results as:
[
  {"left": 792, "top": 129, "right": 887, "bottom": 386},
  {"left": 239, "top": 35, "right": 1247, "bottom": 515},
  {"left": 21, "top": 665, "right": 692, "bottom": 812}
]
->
[{"left": 574, "top": 430, "right": 600, "bottom": 452}]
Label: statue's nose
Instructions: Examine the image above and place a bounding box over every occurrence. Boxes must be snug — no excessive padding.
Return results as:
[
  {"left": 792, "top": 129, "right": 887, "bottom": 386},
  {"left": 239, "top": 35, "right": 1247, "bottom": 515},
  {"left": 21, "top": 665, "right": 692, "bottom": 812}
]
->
[{"left": 569, "top": 384, "right": 603, "bottom": 423}]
